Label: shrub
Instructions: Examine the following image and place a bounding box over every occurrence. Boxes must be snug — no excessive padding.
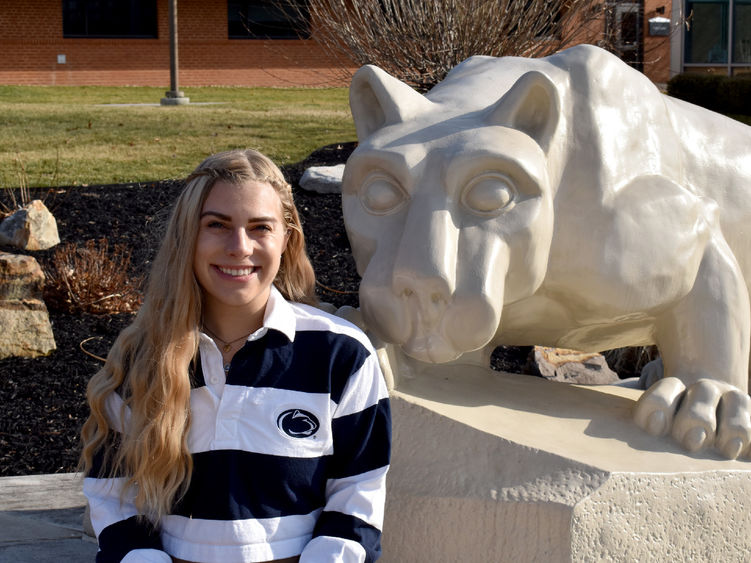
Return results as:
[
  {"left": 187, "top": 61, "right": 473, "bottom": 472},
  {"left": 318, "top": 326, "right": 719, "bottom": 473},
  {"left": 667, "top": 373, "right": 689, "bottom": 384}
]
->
[
  {"left": 717, "top": 75, "right": 751, "bottom": 115},
  {"left": 667, "top": 73, "right": 751, "bottom": 115},
  {"left": 43, "top": 238, "right": 144, "bottom": 315},
  {"left": 603, "top": 346, "right": 660, "bottom": 379},
  {"left": 285, "top": 0, "right": 608, "bottom": 91}
]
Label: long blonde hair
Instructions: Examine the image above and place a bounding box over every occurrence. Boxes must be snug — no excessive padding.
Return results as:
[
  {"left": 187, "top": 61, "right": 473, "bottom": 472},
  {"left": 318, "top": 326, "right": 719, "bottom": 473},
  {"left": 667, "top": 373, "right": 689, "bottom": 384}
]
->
[{"left": 80, "top": 149, "right": 317, "bottom": 520}]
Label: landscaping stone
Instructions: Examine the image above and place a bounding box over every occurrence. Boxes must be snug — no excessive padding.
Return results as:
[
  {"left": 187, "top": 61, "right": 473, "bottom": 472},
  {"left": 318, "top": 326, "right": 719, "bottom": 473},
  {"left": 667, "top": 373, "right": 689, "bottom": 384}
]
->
[
  {"left": 299, "top": 164, "right": 345, "bottom": 194},
  {"left": 0, "top": 199, "right": 60, "bottom": 251},
  {"left": 0, "top": 252, "right": 56, "bottom": 359},
  {"left": 527, "top": 345, "right": 619, "bottom": 384}
]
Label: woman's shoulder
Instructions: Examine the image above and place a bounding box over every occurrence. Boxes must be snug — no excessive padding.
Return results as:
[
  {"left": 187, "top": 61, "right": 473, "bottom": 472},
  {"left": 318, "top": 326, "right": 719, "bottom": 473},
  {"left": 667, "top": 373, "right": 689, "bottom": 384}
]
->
[{"left": 288, "top": 301, "right": 375, "bottom": 351}]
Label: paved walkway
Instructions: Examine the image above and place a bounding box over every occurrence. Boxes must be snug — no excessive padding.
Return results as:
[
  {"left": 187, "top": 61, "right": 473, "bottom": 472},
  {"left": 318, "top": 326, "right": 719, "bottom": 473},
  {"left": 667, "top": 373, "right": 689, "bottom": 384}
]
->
[{"left": 0, "top": 473, "right": 97, "bottom": 562}]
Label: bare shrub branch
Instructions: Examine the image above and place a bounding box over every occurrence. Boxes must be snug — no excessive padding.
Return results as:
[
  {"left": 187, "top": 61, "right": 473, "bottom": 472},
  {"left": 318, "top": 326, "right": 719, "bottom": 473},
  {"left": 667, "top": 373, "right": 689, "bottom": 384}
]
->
[
  {"left": 604, "top": 345, "right": 660, "bottom": 379},
  {"left": 279, "top": 0, "right": 610, "bottom": 90},
  {"left": 43, "top": 238, "right": 144, "bottom": 315}
]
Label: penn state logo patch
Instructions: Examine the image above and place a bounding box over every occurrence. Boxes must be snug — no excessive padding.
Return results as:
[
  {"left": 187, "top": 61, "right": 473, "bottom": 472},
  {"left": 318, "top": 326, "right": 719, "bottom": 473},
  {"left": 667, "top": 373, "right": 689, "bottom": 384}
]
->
[{"left": 277, "top": 409, "right": 320, "bottom": 438}]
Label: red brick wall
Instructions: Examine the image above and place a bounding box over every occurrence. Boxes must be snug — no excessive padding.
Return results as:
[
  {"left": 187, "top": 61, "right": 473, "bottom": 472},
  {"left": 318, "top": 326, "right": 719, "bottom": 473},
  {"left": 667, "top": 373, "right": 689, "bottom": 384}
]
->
[
  {"left": 0, "top": 0, "right": 351, "bottom": 87},
  {"left": 0, "top": 0, "right": 674, "bottom": 87},
  {"left": 643, "top": 0, "right": 673, "bottom": 85}
]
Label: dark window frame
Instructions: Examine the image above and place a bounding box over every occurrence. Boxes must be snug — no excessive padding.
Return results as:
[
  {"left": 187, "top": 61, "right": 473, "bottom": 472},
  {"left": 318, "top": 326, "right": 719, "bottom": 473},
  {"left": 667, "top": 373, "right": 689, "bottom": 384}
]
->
[
  {"left": 228, "top": 0, "right": 310, "bottom": 40},
  {"left": 62, "top": 0, "right": 158, "bottom": 39}
]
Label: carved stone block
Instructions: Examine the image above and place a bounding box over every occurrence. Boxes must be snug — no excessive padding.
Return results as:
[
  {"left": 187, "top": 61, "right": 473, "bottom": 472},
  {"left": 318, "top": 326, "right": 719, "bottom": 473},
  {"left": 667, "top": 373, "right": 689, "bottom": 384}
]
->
[{"left": 384, "top": 368, "right": 751, "bottom": 561}]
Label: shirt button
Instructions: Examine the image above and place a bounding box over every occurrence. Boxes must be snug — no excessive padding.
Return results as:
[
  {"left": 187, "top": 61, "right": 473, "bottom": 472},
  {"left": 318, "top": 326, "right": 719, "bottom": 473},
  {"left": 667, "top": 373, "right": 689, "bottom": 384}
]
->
[{"left": 210, "top": 376, "right": 220, "bottom": 384}]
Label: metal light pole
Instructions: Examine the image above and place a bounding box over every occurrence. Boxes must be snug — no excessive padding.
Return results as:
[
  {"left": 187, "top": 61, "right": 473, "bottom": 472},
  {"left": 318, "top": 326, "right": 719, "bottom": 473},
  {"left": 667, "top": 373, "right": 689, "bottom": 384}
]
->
[{"left": 160, "top": 0, "right": 189, "bottom": 105}]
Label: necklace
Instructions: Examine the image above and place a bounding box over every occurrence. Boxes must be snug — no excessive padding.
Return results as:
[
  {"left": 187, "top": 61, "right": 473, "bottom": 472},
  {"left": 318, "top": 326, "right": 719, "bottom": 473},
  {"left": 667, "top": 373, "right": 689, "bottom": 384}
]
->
[{"left": 202, "top": 326, "right": 251, "bottom": 353}]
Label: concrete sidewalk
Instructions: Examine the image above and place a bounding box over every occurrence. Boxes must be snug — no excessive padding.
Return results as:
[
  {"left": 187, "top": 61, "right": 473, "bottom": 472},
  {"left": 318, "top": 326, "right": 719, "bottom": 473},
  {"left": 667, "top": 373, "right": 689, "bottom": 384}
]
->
[{"left": 0, "top": 473, "right": 97, "bottom": 562}]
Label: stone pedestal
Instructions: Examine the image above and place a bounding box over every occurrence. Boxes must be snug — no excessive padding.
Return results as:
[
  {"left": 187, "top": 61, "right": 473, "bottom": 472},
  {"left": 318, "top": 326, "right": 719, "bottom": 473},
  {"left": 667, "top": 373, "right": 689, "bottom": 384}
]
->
[
  {"left": 383, "top": 367, "right": 751, "bottom": 562},
  {"left": 160, "top": 90, "right": 189, "bottom": 106}
]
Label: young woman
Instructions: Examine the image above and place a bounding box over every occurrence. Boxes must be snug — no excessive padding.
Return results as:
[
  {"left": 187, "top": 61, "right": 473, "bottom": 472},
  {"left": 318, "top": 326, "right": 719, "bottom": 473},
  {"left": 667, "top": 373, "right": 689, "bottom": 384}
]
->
[{"left": 80, "top": 149, "right": 391, "bottom": 563}]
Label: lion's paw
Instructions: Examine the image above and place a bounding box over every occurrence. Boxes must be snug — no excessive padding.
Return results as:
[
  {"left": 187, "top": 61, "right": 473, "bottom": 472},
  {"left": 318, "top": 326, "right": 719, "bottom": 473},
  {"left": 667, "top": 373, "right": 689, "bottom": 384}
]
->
[{"left": 633, "top": 377, "right": 751, "bottom": 459}]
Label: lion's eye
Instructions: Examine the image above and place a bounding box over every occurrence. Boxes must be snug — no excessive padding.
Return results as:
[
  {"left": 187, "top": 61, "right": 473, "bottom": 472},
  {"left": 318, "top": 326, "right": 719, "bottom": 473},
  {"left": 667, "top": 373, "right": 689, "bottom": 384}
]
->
[
  {"left": 360, "top": 173, "right": 407, "bottom": 215},
  {"left": 462, "top": 173, "right": 516, "bottom": 215}
]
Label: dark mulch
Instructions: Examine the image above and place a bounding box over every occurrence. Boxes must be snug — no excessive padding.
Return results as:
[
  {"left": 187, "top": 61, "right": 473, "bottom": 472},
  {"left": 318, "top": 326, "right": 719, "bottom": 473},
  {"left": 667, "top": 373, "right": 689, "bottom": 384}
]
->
[{"left": 0, "top": 143, "right": 365, "bottom": 477}]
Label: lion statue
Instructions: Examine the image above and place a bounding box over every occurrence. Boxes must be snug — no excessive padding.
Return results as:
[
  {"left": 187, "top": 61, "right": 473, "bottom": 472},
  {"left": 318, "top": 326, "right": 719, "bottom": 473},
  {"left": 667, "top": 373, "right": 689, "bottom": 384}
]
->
[{"left": 340, "top": 44, "right": 751, "bottom": 459}]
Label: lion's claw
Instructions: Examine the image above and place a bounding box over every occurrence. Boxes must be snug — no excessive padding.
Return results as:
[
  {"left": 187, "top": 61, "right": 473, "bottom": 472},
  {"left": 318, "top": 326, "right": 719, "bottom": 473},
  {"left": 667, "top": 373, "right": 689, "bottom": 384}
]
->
[{"left": 679, "top": 426, "right": 709, "bottom": 452}]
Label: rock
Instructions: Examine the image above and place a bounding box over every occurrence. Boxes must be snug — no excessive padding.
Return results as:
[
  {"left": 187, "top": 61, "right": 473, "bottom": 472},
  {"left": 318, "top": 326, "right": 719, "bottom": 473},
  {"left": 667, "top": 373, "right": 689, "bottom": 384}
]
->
[
  {"left": 0, "top": 252, "right": 45, "bottom": 300},
  {"left": 299, "top": 164, "right": 345, "bottom": 194},
  {"left": 527, "top": 345, "right": 619, "bottom": 385},
  {"left": 0, "top": 199, "right": 60, "bottom": 251},
  {"left": 0, "top": 252, "right": 56, "bottom": 359}
]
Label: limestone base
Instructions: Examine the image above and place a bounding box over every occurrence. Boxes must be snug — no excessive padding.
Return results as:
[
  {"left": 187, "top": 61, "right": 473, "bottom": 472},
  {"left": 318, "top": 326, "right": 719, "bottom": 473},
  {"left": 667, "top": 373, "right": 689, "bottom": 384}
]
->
[{"left": 383, "top": 367, "right": 751, "bottom": 562}]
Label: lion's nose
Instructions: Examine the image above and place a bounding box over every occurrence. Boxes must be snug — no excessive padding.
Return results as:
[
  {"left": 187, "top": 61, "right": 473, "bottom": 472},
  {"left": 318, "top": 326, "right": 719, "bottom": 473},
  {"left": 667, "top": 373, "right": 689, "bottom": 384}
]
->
[
  {"left": 396, "top": 278, "right": 449, "bottom": 301},
  {"left": 394, "top": 273, "right": 451, "bottom": 327},
  {"left": 394, "top": 204, "right": 456, "bottom": 276}
]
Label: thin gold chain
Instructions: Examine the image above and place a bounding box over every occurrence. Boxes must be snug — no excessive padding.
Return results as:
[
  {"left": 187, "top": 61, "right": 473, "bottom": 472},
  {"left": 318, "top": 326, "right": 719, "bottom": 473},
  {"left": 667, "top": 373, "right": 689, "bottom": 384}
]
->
[{"left": 202, "top": 326, "right": 251, "bottom": 353}]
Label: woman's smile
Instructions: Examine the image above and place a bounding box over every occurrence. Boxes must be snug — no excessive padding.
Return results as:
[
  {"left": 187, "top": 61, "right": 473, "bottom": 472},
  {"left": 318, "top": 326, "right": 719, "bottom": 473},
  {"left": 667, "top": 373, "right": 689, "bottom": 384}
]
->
[{"left": 214, "top": 264, "right": 259, "bottom": 277}]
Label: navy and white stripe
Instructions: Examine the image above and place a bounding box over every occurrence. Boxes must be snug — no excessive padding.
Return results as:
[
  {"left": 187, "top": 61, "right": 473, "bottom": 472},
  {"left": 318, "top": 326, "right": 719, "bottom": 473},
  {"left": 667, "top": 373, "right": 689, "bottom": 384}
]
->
[{"left": 84, "top": 287, "right": 391, "bottom": 563}]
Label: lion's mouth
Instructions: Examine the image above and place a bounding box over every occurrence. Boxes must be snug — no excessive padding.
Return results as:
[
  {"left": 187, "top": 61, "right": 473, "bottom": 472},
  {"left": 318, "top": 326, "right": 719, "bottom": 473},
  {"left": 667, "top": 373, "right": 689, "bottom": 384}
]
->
[
  {"left": 361, "top": 283, "right": 501, "bottom": 365},
  {"left": 403, "top": 332, "right": 463, "bottom": 363}
]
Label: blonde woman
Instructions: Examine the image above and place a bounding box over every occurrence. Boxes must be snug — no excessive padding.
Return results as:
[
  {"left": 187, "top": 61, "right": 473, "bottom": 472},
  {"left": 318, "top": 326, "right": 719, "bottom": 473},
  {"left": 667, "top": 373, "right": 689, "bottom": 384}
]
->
[{"left": 80, "top": 149, "right": 391, "bottom": 563}]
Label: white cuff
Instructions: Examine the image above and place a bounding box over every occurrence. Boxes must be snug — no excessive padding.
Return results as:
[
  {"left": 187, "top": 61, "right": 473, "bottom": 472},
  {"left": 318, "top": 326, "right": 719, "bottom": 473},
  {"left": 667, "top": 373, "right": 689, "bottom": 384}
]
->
[{"left": 121, "top": 548, "right": 172, "bottom": 563}]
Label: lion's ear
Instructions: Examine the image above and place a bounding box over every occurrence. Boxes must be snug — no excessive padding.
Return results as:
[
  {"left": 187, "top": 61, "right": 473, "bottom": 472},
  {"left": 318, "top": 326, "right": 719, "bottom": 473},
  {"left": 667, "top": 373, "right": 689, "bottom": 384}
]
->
[
  {"left": 349, "top": 65, "right": 434, "bottom": 140},
  {"left": 487, "top": 71, "right": 560, "bottom": 152}
]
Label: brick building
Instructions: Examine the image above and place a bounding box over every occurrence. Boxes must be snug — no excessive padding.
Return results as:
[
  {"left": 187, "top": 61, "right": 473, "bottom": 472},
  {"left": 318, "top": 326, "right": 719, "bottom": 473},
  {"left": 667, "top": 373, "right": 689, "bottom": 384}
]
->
[
  {"left": 0, "top": 0, "right": 349, "bottom": 87},
  {"left": 0, "top": 0, "right": 747, "bottom": 88}
]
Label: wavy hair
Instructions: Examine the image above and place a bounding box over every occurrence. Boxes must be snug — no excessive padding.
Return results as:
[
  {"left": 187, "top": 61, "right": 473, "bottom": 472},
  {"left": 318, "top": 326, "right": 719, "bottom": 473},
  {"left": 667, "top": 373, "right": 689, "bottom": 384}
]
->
[{"left": 80, "top": 149, "right": 317, "bottom": 520}]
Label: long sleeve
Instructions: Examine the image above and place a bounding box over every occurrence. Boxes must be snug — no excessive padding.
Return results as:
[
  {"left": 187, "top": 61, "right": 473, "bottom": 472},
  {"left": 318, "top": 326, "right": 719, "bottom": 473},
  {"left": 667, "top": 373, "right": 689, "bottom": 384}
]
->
[
  {"left": 83, "top": 394, "right": 172, "bottom": 563},
  {"left": 84, "top": 473, "right": 171, "bottom": 563},
  {"left": 300, "top": 349, "right": 391, "bottom": 563}
]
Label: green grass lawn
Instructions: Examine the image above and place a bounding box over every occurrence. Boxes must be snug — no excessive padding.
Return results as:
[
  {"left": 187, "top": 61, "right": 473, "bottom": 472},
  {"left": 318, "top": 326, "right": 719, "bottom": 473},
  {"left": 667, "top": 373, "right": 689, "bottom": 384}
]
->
[
  {"left": 0, "top": 86, "right": 355, "bottom": 189},
  {"left": 2, "top": 85, "right": 748, "bottom": 191}
]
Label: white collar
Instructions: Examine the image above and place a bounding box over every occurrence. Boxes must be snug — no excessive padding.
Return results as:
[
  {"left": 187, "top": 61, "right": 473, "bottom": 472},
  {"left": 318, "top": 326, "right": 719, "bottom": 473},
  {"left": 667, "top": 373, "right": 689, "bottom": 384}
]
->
[
  {"left": 198, "top": 285, "right": 296, "bottom": 347},
  {"left": 262, "top": 285, "right": 296, "bottom": 342}
]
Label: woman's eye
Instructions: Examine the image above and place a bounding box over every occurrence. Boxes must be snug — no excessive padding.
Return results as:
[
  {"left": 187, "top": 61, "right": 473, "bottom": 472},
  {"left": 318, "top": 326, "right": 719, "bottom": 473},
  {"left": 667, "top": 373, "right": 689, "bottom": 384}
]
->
[
  {"left": 462, "top": 173, "right": 516, "bottom": 215},
  {"left": 207, "top": 221, "right": 226, "bottom": 229},
  {"left": 360, "top": 173, "right": 407, "bottom": 215}
]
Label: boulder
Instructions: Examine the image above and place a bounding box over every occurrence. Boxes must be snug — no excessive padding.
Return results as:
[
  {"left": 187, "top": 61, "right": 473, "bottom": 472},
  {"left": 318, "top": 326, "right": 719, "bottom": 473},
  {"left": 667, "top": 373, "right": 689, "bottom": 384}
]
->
[
  {"left": 0, "top": 199, "right": 60, "bottom": 251},
  {"left": 299, "top": 164, "right": 345, "bottom": 194},
  {"left": 0, "top": 252, "right": 56, "bottom": 359},
  {"left": 527, "top": 345, "right": 620, "bottom": 384}
]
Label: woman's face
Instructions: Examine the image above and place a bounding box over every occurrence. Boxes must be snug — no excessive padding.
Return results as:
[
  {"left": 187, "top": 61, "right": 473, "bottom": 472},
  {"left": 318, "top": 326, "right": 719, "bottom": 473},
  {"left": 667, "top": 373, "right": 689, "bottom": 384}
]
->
[{"left": 193, "top": 179, "right": 289, "bottom": 324}]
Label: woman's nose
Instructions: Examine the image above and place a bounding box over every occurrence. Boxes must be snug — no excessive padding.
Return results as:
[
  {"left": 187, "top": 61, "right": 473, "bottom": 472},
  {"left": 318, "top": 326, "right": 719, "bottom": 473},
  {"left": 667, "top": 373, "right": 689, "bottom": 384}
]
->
[{"left": 226, "top": 228, "right": 252, "bottom": 255}]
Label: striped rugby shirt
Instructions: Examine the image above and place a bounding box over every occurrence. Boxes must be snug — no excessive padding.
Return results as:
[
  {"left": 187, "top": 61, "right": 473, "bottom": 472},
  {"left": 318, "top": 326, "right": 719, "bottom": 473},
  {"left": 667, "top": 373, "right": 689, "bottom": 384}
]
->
[{"left": 84, "top": 287, "right": 391, "bottom": 563}]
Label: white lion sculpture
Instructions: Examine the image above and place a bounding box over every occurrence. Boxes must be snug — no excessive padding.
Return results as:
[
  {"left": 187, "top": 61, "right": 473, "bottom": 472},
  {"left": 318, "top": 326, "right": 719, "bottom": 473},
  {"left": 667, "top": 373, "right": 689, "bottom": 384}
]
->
[{"left": 341, "top": 44, "right": 751, "bottom": 459}]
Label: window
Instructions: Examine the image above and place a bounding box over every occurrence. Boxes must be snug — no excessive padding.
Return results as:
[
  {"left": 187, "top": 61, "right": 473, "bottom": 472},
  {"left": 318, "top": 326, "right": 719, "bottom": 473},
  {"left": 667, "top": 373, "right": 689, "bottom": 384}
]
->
[
  {"left": 684, "top": 0, "right": 729, "bottom": 63},
  {"left": 62, "top": 0, "right": 158, "bottom": 38},
  {"left": 605, "top": 1, "right": 644, "bottom": 70},
  {"left": 228, "top": 0, "right": 310, "bottom": 39},
  {"left": 734, "top": 0, "right": 751, "bottom": 62}
]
